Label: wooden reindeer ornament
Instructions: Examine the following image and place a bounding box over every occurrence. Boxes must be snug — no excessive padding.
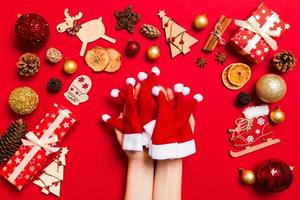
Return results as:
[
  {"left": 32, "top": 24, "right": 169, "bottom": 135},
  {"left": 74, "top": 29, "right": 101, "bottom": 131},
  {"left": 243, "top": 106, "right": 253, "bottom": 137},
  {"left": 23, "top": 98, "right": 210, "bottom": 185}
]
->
[{"left": 56, "top": 8, "right": 116, "bottom": 56}]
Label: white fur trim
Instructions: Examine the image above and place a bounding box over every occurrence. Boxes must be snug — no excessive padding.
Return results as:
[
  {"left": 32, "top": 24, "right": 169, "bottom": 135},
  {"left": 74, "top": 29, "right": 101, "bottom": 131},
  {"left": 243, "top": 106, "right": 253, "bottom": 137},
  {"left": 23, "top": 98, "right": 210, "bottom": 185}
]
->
[
  {"left": 174, "top": 83, "right": 184, "bottom": 93},
  {"left": 243, "top": 105, "right": 269, "bottom": 119},
  {"left": 110, "top": 89, "right": 120, "bottom": 97},
  {"left": 176, "top": 140, "right": 196, "bottom": 158},
  {"left": 138, "top": 72, "right": 148, "bottom": 81},
  {"left": 122, "top": 134, "right": 143, "bottom": 151},
  {"left": 193, "top": 94, "right": 203, "bottom": 102},
  {"left": 126, "top": 77, "right": 136, "bottom": 86},
  {"left": 143, "top": 120, "right": 156, "bottom": 137},
  {"left": 182, "top": 87, "right": 190, "bottom": 96},
  {"left": 149, "top": 142, "right": 178, "bottom": 160},
  {"left": 152, "top": 86, "right": 160, "bottom": 96},
  {"left": 101, "top": 114, "right": 111, "bottom": 122},
  {"left": 142, "top": 132, "right": 151, "bottom": 147},
  {"left": 151, "top": 66, "right": 160, "bottom": 76}
]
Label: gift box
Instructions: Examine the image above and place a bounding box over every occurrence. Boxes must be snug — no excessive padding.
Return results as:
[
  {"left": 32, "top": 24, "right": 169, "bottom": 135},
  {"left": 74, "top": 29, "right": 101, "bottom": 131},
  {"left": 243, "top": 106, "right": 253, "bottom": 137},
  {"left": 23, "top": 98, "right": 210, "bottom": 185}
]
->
[
  {"left": 229, "top": 3, "right": 290, "bottom": 63},
  {"left": 1, "top": 104, "right": 76, "bottom": 190}
]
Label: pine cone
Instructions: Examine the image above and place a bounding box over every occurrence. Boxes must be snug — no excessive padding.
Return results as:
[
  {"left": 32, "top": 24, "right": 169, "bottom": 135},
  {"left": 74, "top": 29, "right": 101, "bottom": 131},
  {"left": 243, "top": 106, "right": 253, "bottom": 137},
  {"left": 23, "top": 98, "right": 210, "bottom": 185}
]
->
[
  {"left": 273, "top": 51, "right": 296, "bottom": 73},
  {"left": 17, "top": 53, "right": 40, "bottom": 77},
  {"left": 0, "top": 119, "right": 27, "bottom": 164},
  {"left": 141, "top": 24, "right": 160, "bottom": 39}
]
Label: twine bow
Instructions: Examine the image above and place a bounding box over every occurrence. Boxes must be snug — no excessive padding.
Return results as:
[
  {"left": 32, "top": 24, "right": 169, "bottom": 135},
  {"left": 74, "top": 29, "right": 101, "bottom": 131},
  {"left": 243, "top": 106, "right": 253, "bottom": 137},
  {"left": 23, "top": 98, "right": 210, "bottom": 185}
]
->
[
  {"left": 211, "top": 23, "right": 226, "bottom": 45},
  {"left": 234, "top": 15, "right": 281, "bottom": 51},
  {"left": 21, "top": 131, "right": 60, "bottom": 154},
  {"left": 66, "top": 20, "right": 82, "bottom": 36}
]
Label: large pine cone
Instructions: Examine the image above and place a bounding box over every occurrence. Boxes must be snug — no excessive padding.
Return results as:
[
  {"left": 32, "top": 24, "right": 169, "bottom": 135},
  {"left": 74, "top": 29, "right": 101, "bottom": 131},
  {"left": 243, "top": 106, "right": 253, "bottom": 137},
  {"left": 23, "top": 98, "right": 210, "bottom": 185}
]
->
[
  {"left": 0, "top": 119, "right": 27, "bottom": 164},
  {"left": 141, "top": 24, "right": 160, "bottom": 39},
  {"left": 273, "top": 51, "right": 296, "bottom": 73},
  {"left": 17, "top": 53, "right": 40, "bottom": 77}
]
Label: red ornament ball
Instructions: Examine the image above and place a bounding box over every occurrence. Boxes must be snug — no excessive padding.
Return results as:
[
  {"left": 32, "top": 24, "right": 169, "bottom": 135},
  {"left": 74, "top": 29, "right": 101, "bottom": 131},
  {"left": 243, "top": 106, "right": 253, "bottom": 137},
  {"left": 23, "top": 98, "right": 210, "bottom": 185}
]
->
[
  {"left": 125, "top": 40, "right": 140, "bottom": 57},
  {"left": 15, "top": 13, "right": 50, "bottom": 50},
  {"left": 255, "top": 159, "right": 293, "bottom": 193}
]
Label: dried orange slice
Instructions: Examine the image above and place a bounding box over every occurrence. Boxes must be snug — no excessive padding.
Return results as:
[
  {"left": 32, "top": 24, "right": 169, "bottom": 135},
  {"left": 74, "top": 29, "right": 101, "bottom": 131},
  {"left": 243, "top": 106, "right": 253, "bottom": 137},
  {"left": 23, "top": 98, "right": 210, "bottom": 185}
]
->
[
  {"left": 105, "top": 48, "right": 121, "bottom": 73},
  {"left": 85, "top": 46, "right": 110, "bottom": 72},
  {"left": 228, "top": 63, "right": 251, "bottom": 87},
  {"left": 222, "top": 65, "right": 242, "bottom": 90}
]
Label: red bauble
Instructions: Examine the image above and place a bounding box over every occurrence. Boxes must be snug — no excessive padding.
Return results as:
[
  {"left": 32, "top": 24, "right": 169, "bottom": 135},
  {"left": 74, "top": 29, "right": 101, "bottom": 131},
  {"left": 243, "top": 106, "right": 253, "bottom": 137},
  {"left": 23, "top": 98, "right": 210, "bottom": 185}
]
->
[
  {"left": 125, "top": 40, "right": 140, "bottom": 57},
  {"left": 255, "top": 159, "right": 293, "bottom": 193},
  {"left": 15, "top": 13, "right": 50, "bottom": 50}
]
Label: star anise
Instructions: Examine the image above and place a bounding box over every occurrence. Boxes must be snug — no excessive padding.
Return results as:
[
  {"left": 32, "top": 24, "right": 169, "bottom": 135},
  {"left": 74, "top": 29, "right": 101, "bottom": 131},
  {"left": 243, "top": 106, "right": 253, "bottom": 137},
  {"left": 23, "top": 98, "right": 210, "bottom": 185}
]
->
[
  {"left": 196, "top": 57, "right": 207, "bottom": 68},
  {"left": 114, "top": 5, "right": 140, "bottom": 33},
  {"left": 215, "top": 51, "right": 227, "bottom": 64}
]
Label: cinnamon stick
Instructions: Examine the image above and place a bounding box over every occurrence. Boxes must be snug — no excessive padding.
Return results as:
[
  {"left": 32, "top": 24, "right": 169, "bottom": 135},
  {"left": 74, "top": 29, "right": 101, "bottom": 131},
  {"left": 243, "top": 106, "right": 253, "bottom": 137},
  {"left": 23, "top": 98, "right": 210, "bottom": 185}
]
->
[{"left": 202, "top": 15, "right": 231, "bottom": 52}]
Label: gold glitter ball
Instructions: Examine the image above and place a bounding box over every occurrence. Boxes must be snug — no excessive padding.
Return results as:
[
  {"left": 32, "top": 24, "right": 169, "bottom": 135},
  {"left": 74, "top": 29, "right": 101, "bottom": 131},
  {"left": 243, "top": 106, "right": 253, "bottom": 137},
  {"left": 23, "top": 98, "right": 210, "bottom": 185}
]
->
[{"left": 8, "top": 87, "right": 39, "bottom": 115}]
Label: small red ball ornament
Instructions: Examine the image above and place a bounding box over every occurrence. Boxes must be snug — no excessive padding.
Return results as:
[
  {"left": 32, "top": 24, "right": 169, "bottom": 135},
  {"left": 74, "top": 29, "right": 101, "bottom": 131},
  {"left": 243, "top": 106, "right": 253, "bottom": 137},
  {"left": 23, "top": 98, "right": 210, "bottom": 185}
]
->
[
  {"left": 15, "top": 13, "right": 50, "bottom": 50},
  {"left": 125, "top": 40, "right": 140, "bottom": 57},
  {"left": 255, "top": 159, "right": 294, "bottom": 193}
]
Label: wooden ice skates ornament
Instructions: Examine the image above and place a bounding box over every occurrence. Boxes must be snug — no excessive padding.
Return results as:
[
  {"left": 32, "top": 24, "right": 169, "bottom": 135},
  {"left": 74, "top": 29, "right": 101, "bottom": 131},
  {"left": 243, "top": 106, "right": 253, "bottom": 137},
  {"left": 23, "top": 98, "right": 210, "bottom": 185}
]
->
[
  {"left": 56, "top": 8, "right": 116, "bottom": 56},
  {"left": 158, "top": 10, "right": 198, "bottom": 58},
  {"left": 228, "top": 105, "right": 280, "bottom": 158}
]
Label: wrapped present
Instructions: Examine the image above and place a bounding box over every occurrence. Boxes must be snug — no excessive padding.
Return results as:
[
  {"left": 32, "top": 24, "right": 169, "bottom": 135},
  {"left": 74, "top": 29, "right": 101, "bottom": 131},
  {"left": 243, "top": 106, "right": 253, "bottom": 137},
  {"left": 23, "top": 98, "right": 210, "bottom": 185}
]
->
[
  {"left": 0, "top": 104, "right": 76, "bottom": 190},
  {"left": 229, "top": 3, "right": 290, "bottom": 63}
]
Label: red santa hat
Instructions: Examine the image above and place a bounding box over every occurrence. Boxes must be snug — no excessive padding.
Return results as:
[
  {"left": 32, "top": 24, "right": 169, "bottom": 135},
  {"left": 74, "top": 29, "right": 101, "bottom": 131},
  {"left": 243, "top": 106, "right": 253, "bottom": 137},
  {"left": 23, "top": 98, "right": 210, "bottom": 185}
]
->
[
  {"left": 174, "top": 88, "right": 203, "bottom": 158},
  {"left": 102, "top": 77, "right": 144, "bottom": 151},
  {"left": 149, "top": 86, "right": 178, "bottom": 160},
  {"left": 101, "top": 114, "right": 124, "bottom": 131},
  {"left": 121, "top": 77, "right": 144, "bottom": 151},
  {"left": 137, "top": 67, "right": 160, "bottom": 139}
]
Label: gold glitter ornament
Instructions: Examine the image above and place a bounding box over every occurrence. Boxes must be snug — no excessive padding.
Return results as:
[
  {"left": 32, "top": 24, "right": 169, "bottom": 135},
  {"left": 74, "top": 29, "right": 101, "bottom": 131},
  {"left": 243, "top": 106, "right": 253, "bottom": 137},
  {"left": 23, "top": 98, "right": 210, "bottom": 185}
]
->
[
  {"left": 255, "top": 74, "right": 287, "bottom": 103},
  {"left": 8, "top": 87, "right": 39, "bottom": 115}
]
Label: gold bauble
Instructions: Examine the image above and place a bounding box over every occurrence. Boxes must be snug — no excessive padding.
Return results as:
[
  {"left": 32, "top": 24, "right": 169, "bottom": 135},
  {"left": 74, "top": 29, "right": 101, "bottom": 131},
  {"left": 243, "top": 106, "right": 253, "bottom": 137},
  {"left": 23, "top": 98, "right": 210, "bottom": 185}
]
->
[
  {"left": 240, "top": 168, "right": 256, "bottom": 185},
  {"left": 64, "top": 59, "right": 77, "bottom": 74},
  {"left": 194, "top": 14, "right": 208, "bottom": 30},
  {"left": 255, "top": 74, "right": 287, "bottom": 103},
  {"left": 147, "top": 45, "right": 160, "bottom": 60},
  {"left": 8, "top": 87, "right": 39, "bottom": 115},
  {"left": 270, "top": 107, "right": 285, "bottom": 124}
]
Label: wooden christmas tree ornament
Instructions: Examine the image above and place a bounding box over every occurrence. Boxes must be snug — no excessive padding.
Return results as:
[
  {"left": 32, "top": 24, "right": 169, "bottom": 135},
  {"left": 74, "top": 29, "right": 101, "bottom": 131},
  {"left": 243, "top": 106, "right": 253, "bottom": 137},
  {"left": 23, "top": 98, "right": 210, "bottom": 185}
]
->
[
  {"left": 158, "top": 10, "right": 198, "bottom": 58},
  {"left": 34, "top": 147, "right": 69, "bottom": 197},
  {"left": 56, "top": 8, "right": 116, "bottom": 56}
]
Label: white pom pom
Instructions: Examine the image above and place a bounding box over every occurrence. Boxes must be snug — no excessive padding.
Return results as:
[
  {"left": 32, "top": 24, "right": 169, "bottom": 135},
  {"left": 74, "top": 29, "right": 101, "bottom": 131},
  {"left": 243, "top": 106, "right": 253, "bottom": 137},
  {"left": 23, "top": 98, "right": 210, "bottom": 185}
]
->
[
  {"left": 193, "top": 94, "right": 203, "bottom": 102},
  {"left": 102, "top": 114, "right": 111, "bottom": 122},
  {"left": 110, "top": 89, "right": 120, "bottom": 98},
  {"left": 151, "top": 66, "right": 160, "bottom": 76},
  {"left": 182, "top": 87, "right": 190, "bottom": 96},
  {"left": 138, "top": 72, "right": 148, "bottom": 81},
  {"left": 152, "top": 86, "right": 160, "bottom": 96},
  {"left": 174, "top": 83, "right": 184, "bottom": 93},
  {"left": 126, "top": 77, "right": 136, "bottom": 86}
]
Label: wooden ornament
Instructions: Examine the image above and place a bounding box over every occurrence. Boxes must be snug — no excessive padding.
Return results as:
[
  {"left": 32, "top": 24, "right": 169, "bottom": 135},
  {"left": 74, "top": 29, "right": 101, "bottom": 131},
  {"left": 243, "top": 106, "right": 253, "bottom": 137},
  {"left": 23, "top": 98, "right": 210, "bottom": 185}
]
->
[
  {"left": 57, "top": 8, "right": 116, "bottom": 56},
  {"left": 34, "top": 147, "right": 69, "bottom": 197},
  {"left": 158, "top": 10, "right": 198, "bottom": 58},
  {"left": 64, "top": 75, "right": 92, "bottom": 106},
  {"left": 228, "top": 105, "right": 280, "bottom": 158}
]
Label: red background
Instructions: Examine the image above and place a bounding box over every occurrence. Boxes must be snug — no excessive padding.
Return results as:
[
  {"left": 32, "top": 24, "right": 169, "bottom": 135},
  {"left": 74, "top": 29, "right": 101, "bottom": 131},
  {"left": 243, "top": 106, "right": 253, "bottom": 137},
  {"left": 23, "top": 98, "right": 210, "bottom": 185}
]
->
[{"left": 0, "top": 0, "right": 299, "bottom": 199}]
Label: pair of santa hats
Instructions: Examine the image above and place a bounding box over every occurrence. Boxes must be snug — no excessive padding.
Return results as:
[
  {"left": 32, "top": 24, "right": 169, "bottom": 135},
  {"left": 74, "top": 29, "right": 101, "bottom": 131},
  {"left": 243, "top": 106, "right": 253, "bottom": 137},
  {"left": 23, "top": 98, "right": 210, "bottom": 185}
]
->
[
  {"left": 149, "top": 84, "right": 203, "bottom": 160},
  {"left": 102, "top": 67, "right": 160, "bottom": 151},
  {"left": 102, "top": 66, "right": 203, "bottom": 160}
]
